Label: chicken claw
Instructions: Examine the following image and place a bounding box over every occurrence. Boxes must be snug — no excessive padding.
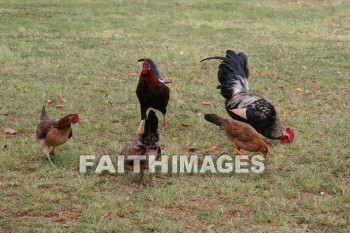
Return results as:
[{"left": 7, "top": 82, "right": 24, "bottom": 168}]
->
[
  {"left": 232, "top": 146, "right": 249, "bottom": 161},
  {"left": 232, "top": 146, "right": 243, "bottom": 155},
  {"left": 136, "top": 120, "right": 145, "bottom": 135}
]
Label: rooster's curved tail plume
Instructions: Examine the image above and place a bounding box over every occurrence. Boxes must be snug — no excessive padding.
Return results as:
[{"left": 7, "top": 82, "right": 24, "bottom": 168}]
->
[{"left": 201, "top": 50, "right": 249, "bottom": 100}]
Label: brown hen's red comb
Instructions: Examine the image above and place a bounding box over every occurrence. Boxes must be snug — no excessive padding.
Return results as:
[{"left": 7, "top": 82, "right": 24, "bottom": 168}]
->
[{"left": 286, "top": 127, "right": 295, "bottom": 142}]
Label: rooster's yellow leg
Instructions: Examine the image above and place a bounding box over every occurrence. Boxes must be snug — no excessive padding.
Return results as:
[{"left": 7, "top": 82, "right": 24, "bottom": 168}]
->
[
  {"left": 163, "top": 114, "right": 167, "bottom": 129},
  {"left": 136, "top": 120, "right": 145, "bottom": 135},
  {"left": 232, "top": 146, "right": 243, "bottom": 156},
  {"left": 232, "top": 146, "right": 249, "bottom": 160}
]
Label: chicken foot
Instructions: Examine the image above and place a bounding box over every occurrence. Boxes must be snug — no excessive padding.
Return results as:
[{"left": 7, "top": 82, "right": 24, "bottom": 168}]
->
[
  {"left": 136, "top": 120, "right": 145, "bottom": 135},
  {"left": 40, "top": 140, "right": 56, "bottom": 166},
  {"left": 232, "top": 146, "right": 249, "bottom": 161},
  {"left": 163, "top": 114, "right": 167, "bottom": 129},
  {"left": 49, "top": 147, "right": 56, "bottom": 163},
  {"left": 233, "top": 146, "right": 243, "bottom": 155},
  {"left": 138, "top": 169, "right": 145, "bottom": 187}
]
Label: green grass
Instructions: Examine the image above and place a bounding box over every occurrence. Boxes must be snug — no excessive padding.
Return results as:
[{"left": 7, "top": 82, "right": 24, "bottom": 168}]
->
[{"left": 1, "top": 0, "right": 350, "bottom": 231}]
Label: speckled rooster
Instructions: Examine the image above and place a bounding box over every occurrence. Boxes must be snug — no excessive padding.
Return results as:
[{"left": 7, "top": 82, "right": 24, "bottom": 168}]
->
[{"left": 201, "top": 50, "right": 294, "bottom": 143}]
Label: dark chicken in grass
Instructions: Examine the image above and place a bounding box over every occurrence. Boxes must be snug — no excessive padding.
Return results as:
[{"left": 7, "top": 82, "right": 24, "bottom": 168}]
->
[
  {"left": 36, "top": 106, "right": 79, "bottom": 166},
  {"left": 201, "top": 50, "right": 294, "bottom": 143},
  {"left": 136, "top": 58, "right": 170, "bottom": 135},
  {"left": 120, "top": 110, "right": 161, "bottom": 187},
  {"left": 205, "top": 114, "right": 269, "bottom": 157}
]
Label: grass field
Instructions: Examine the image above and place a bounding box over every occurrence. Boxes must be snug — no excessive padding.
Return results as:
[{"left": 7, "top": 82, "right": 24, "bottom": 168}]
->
[{"left": 1, "top": 0, "right": 350, "bottom": 232}]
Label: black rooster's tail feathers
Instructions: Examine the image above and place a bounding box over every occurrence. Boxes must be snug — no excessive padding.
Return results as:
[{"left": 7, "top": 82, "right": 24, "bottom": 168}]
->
[
  {"left": 144, "top": 110, "right": 159, "bottom": 135},
  {"left": 225, "top": 50, "right": 249, "bottom": 79},
  {"left": 201, "top": 50, "right": 250, "bottom": 100}
]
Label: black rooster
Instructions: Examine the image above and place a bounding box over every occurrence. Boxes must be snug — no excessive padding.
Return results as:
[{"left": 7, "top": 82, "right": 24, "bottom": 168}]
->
[
  {"left": 201, "top": 50, "right": 294, "bottom": 143},
  {"left": 136, "top": 58, "right": 170, "bottom": 135}
]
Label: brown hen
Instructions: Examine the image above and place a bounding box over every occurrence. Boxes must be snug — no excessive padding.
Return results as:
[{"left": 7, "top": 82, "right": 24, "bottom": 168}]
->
[
  {"left": 204, "top": 113, "right": 268, "bottom": 157},
  {"left": 36, "top": 106, "right": 79, "bottom": 166}
]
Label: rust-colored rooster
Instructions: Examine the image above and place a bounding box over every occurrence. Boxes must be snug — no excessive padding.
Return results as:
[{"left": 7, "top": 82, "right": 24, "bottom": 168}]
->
[
  {"left": 201, "top": 50, "right": 294, "bottom": 143},
  {"left": 36, "top": 106, "right": 79, "bottom": 166}
]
